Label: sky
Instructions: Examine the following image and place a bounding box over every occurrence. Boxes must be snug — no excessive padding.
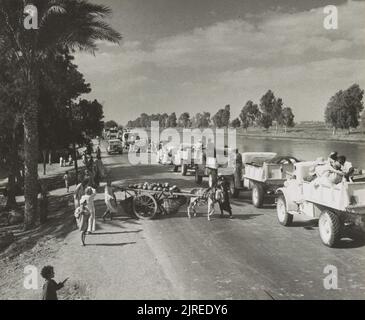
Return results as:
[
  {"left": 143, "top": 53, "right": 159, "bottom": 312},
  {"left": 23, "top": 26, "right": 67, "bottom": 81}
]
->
[{"left": 74, "top": 0, "right": 365, "bottom": 125}]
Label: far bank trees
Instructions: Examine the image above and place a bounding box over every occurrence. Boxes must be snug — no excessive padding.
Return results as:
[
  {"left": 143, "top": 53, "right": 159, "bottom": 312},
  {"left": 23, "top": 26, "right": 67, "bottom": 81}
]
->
[
  {"left": 125, "top": 93, "right": 295, "bottom": 132},
  {"left": 325, "top": 84, "right": 364, "bottom": 135}
]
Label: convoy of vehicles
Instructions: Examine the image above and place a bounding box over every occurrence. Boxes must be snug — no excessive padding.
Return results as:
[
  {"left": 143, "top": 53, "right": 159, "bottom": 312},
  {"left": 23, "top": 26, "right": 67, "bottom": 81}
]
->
[{"left": 102, "top": 131, "right": 365, "bottom": 248}]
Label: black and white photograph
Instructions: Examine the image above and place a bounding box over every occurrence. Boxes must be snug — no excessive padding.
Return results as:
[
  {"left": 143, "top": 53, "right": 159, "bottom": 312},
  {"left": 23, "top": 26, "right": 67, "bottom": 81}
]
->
[{"left": 0, "top": 0, "right": 365, "bottom": 304}]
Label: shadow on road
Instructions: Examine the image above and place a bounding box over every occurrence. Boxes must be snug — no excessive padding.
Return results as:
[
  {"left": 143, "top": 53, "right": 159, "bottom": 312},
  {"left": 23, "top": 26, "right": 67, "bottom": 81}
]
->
[
  {"left": 289, "top": 219, "right": 318, "bottom": 228},
  {"left": 91, "top": 230, "right": 142, "bottom": 235},
  {"left": 229, "top": 213, "right": 263, "bottom": 221},
  {"left": 86, "top": 241, "right": 137, "bottom": 247}
]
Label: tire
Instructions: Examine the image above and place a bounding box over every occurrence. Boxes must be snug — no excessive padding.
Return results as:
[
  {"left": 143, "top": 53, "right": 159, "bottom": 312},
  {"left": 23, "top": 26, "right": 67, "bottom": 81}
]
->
[
  {"left": 195, "top": 171, "right": 203, "bottom": 185},
  {"left": 276, "top": 194, "right": 293, "bottom": 226},
  {"left": 318, "top": 210, "right": 342, "bottom": 247},
  {"left": 173, "top": 165, "right": 179, "bottom": 173},
  {"left": 230, "top": 177, "right": 239, "bottom": 198},
  {"left": 252, "top": 182, "right": 264, "bottom": 208},
  {"left": 181, "top": 164, "right": 188, "bottom": 176},
  {"left": 350, "top": 231, "right": 365, "bottom": 243}
]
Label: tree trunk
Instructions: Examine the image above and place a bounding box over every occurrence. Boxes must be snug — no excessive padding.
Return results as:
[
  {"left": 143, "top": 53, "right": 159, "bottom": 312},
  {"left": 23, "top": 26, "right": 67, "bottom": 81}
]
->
[
  {"left": 42, "top": 150, "right": 47, "bottom": 175},
  {"left": 6, "top": 115, "right": 22, "bottom": 208},
  {"left": 23, "top": 92, "right": 39, "bottom": 230},
  {"left": 73, "top": 142, "right": 79, "bottom": 185},
  {"left": 332, "top": 127, "right": 337, "bottom": 135},
  {"left": 6, "top": 169, "right": 17, "bottom": 209}
]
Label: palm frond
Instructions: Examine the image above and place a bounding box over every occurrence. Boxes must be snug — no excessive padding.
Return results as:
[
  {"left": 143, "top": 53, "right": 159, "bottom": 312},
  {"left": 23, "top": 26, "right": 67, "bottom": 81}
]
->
[{"left": 37, "top": 0, "right": 122, "bottom": 53}]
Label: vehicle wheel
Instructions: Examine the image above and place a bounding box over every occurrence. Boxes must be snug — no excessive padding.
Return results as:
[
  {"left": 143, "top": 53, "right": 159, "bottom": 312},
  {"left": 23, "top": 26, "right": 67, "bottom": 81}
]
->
[
  {"left": 252, "top": 182, "right": 264, "bottom": 208},
  {"left": 230, "top": 177, "right": 239, "bottom": 198},
  {"left": 173, "top": 165, "right": 179, "bottom": 172},
  {"left": 181, "top": 164, "right": 188, "bottom": 176},
  {"left": 132, "top": 194, "right": 158, "bottom": 220},
  {"left": 276, "top": 194, "right": 293, "bottom": 226},
  {"left": 195, "top": 171, "right": 203, "bottom": 185},
  {"left": 318, "top": 210, "right": 342, "bottom": 247}
]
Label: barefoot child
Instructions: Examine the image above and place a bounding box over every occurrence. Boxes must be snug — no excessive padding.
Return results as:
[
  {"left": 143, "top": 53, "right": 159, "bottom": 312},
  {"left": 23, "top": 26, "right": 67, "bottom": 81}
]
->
[
  {"left": 41, "top": 266, "right": 68, "bottom": 300},
  {"left": 63, "top": 171, "right": 70, "bottom": 193},
  {"left": 74, "top": 198, "right": 91, "bottom": 246},
  {"left": 102, "top": 180, "right": 118, "bottom": 221}
]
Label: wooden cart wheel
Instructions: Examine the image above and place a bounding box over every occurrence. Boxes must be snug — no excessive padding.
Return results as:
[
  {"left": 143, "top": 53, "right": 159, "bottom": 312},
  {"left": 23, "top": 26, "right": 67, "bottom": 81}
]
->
[{"left": 132, "top": 193, "right": 158, "bottom": 220}]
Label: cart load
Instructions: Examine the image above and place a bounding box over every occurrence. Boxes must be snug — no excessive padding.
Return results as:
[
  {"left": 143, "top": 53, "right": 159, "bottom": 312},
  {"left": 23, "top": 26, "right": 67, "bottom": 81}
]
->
[{"left": 119, "top": 182, "right": 188, "bottom": 220}]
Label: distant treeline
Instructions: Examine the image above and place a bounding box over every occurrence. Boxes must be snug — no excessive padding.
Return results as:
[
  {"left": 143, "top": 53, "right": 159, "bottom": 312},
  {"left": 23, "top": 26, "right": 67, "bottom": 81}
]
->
[
  {"left": 123, "top": 84, "right": 365, "bottom": 135},
  {"left": 125, "top": 90, "right": 295, "bottom": 133}
]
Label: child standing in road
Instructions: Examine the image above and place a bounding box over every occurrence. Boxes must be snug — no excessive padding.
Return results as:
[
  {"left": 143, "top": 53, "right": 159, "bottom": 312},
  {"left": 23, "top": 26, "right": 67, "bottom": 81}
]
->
[
  {"left": 63, "top": 171, "right": 70, "bottom": 193},
  {"left": 103, "top": 180, "right": 118, "bottom": 221},
  {"left": 41, "top": 266, "right": 68, "bottom": 300},
  {"left": 74, "top": 198, "right": 91, "bottom": 246}
]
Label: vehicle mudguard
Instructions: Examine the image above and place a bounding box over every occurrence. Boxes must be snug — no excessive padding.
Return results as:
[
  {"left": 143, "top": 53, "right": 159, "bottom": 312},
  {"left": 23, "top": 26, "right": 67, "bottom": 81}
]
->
[{"left": 276, "top": 187, "right": 298, "bottom": 212}]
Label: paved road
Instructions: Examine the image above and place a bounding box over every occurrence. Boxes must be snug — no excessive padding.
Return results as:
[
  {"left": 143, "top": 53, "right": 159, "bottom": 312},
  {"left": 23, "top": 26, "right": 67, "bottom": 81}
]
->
[
  {"left": 7, "top": 145, "right": 363, "bottom": 300},
  {"left": 91, "top": 146, "right": 365, "bottom": 300}
]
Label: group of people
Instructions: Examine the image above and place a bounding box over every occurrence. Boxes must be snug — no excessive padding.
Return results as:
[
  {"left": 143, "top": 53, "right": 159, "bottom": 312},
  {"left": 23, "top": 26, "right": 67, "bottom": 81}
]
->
[
  {"left": 73, "top": 179, "right": 118, "bottom": 246},
  {"left": 82, "top": 146, "right": 104, "bottom": 187},
  {"left": 310, "top": 151, "right": 355, "bottom": 187},
  {"left": 59, "top": 155, "right": 74, "bottom": 167}
]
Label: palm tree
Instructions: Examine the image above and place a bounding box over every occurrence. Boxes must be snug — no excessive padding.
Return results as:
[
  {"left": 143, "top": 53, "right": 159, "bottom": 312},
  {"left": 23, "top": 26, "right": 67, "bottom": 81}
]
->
[{"left": 0, "top": 0, "right": 121, "bottom": 229}]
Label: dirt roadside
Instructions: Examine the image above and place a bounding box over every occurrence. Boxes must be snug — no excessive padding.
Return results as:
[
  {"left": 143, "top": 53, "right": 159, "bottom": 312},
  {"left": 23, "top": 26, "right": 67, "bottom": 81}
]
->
[{"left": 0, "top": 193, "right": 177, "bottom": 300}]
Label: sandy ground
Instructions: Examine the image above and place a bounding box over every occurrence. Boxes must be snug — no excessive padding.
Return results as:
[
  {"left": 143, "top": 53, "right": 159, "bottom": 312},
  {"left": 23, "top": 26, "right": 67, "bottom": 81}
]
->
[{"left": 1, "top": 144, "right": 365, "bottom": 300}]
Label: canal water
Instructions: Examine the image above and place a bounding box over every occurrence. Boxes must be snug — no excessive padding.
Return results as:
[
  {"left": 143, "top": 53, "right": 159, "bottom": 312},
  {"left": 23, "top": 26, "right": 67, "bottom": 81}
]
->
[{"left": 237, "top": 136, "right": 365, "bottom": 168}]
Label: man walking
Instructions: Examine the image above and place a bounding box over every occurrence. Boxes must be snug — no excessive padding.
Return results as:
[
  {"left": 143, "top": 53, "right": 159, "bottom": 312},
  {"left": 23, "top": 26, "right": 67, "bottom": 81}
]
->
[{"left": 74, "top": 179, "right": 88, "bottom": 209}]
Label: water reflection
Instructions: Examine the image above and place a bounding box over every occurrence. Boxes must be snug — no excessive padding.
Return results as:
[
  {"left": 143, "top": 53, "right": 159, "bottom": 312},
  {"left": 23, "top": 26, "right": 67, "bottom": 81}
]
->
[{"left": 238, "top": 136, "right": 365, "bottom": 168}]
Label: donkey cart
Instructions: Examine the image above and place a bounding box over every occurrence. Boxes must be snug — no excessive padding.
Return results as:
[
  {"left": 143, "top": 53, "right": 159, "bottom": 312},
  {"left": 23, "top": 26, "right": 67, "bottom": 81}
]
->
[{"left": 118, "top": 186, "right": 192, "bottom": 220}]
